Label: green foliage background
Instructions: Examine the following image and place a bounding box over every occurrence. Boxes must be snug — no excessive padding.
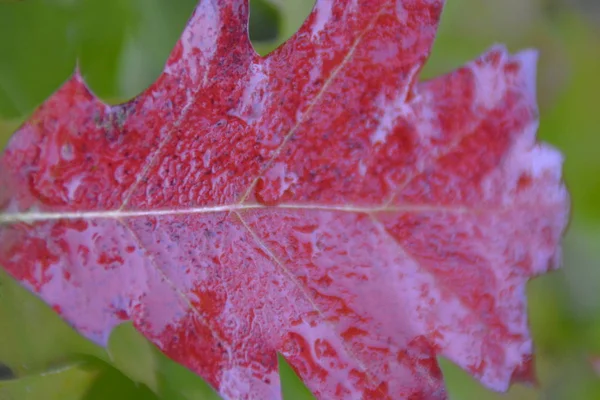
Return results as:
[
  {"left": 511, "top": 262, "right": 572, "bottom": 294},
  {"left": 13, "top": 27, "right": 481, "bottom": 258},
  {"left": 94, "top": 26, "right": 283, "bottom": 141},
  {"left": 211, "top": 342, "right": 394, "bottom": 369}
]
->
[{"left": 0, "top": 0, "right": 599, "bottom": 398}]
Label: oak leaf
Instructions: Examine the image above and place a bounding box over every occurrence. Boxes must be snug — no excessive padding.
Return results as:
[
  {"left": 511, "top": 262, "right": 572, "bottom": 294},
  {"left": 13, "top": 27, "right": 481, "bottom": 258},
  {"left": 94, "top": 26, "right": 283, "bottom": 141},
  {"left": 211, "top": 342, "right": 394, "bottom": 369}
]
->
[{"left": 0, "top": 0, "right": 570, "bottom": 399}]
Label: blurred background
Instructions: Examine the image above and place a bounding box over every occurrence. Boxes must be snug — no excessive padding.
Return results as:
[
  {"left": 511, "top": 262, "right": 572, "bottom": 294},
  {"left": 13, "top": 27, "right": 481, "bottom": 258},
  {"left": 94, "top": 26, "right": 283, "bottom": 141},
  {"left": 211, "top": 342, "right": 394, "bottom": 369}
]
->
[{"left": 0, "top": 0, "right": 599, "bottom": 399}]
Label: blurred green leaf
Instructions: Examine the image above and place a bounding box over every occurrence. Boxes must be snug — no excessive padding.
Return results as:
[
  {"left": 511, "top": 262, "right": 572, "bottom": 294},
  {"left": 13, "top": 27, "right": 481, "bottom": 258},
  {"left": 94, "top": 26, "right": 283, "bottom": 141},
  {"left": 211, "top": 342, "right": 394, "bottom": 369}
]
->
[
  {"left": 267, "top": 0, "right": 314, "bottom": 45},
  {"left": 249, "top": 0, "right": 281, "bottom": 43},
  {"left": 114, "top": 0, "right": 196, "bottom": 101},
  {"left": 540, "top": 11, "right": 600, "bottom": 223},
  {"left": 0, "top": 0, "right": 75, "bottom": 118},
  {"left": 0, "top": 269, "right": 105, "bottom": 376},
  {"left": 439, "top": 356, "right": 538, "bottom": 400},
  {"left": 279, "top": 354, "right": 316, "bottom": 400},
  {"left": 251, "top": 0, "right": 314, "bottom": 55},
  {"left": 108, "top": 323, "right": 221, "bottom": 400},
  {"left": 81, "top": 357, "right": 159, "bottom": 400},
  {"left": 105, "top": 324, "right": 159, "bottom": 393},
  {"left": 75, "top": 0, "right": 140, "bottom": 101},
  {"left": 152, "top": 349, "right": 222, "bottom": 400},
  {"left": 423, "top": 0, "right": 570, "bottom": 110},
  {"left": 0, "top": 119, "right": 18, "bottom": 148},
  {"left": 0, "top": 0, "right": 196, "bottom": 117},
  {"left": 0, "top": 362, "right": 99, "bottom": 400}
]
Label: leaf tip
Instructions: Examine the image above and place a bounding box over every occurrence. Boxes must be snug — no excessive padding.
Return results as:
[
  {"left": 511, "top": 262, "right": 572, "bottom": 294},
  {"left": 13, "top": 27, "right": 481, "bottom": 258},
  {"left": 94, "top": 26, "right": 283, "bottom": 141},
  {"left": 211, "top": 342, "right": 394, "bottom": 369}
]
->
[{"left": 512, "top": 47, "right": 540, "bottom": 106}]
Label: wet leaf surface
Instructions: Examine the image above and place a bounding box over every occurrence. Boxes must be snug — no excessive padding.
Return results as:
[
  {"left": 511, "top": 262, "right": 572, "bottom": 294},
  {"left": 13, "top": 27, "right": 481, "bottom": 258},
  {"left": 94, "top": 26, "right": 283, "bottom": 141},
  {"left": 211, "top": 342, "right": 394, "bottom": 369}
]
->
[{"left": 0, "top": 1, "right": 569, "bottom": 399}]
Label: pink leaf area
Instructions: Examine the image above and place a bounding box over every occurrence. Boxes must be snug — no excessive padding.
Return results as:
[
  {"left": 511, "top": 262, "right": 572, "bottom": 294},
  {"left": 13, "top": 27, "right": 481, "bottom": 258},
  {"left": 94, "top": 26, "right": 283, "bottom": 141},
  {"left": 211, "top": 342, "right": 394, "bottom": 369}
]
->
[{"left": 0, "top": 1, "right": 569, "bottom": 399}]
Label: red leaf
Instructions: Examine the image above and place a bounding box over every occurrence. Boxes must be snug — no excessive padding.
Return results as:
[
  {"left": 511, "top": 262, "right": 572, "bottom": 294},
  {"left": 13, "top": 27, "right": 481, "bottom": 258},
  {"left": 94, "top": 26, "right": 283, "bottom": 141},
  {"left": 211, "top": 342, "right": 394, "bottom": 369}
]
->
[{"left": 0, "top": 1, "right": 569, "bottom": 399}]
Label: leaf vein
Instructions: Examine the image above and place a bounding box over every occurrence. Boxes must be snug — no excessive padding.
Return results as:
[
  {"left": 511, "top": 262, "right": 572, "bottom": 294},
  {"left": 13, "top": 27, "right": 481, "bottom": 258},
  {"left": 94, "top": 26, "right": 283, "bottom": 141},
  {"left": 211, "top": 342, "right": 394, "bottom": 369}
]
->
[
  {"left": 237, "top": 5, "right": 389, "bottom": 204},
  {"left": 234, "top": 210, "right": 383, "bottom": 394},
  {"left": 120, "top": 220, "right": 233, "bottom": 364}
]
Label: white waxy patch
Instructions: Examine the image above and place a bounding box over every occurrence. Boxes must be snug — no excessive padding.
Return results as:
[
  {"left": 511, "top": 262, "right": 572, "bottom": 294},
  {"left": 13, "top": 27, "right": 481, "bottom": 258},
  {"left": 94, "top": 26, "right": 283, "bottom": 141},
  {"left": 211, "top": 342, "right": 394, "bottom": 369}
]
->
[
  {"left": 512, "top": 49, "right": 539, "bottom": 104},
  {"left": 228, "top": 62, "right": 269, "bottom": 125},
  {"left": 65, "top": 174, "right": 84, "bottom": 201},
  {"left": 529, "top": 143, "right": 564, "bottom": 180},
  {"left": 2, "top": 198, "right": 21, "bottom": 214},
  {"left": 203, "top": 149, "right": 212, "bottom": 169},
  {"left": 60, "top": 143, "right": 75, "bottom": 161},
  {"left": 219, "top": 361, "right": 282, "bottom": 400},
  {"left": 369, "top": 64, "right": 420, "bottom": 146},
  {"left": 472, "top": 56, "right": 507, "bottom": 110},
  {"left": 370, "top": 94, "right": 396, "bottom": 146},
  {"left": 358, "top": 160, "right": 367, "bottom": 177},
  {"left": 309, "top": 59, "right": 323, "bottom": 86},
  {"left": 165, "top": 0, "right": 221, "bottom": 82},
  {"left": 480, "top": 118, "right": 567, "bottom": 208},
  {"left": 311, "top": 0, "right": 333, "bottom": 40},
  {"left": 265, "top": 162, "right": 299, "bottom": 198},
  {"left": 395, "top": 0, "right": 409, "bottom": 24},
  {"left": 285, "top": 319, "right": 361, "bottom": 399},
  {"left": 370, "top": 90, "right": 412, "bottom": 146},
  {"left": 415, "top": 102, "right": 439, "bottom": 144}
]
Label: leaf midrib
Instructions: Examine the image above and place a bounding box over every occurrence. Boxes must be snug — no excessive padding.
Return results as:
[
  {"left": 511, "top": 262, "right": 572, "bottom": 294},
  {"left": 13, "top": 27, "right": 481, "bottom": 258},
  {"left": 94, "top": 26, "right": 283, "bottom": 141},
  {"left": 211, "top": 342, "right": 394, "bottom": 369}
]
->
[{"left": 0, "top": 203, "right": 481, "bottom": 224}]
